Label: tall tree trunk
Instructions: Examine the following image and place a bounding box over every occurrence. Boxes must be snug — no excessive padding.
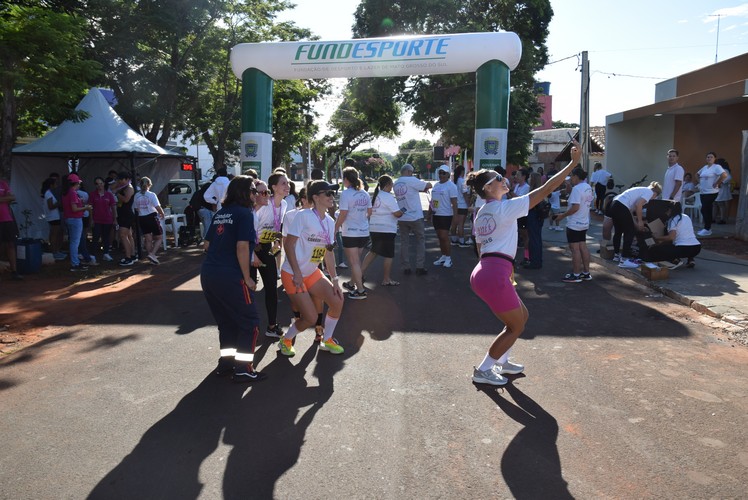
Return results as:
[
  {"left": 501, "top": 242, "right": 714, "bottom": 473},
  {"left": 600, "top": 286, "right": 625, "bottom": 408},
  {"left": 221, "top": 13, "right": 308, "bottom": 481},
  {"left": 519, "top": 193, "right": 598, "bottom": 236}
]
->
[{"left": 0, "top": 80, "right": 17, "bottom": 180}]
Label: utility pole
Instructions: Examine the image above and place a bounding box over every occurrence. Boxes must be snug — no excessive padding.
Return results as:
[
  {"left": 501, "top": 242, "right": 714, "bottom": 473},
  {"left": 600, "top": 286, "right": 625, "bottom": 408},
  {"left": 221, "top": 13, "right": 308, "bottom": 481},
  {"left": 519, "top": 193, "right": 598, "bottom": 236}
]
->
[
  {"left": 579, "top": 50, "right": 590, "bottom": 174},
  {"left": 709, "top": 14, "right": 722, "bottom": 63}
]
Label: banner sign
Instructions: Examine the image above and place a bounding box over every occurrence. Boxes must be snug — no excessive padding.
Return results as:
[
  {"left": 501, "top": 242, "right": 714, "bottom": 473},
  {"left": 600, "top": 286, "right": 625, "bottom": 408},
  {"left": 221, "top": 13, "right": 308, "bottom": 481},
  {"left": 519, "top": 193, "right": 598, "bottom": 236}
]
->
[
  {"left": 240, "top": 132, "right": 272, "bottom": 180},
  {"left": 474, "top": 128, "right": 508, "bottom": 170},
  {"left": 231, "top": 32, "right": 521, "bottom": 80}
]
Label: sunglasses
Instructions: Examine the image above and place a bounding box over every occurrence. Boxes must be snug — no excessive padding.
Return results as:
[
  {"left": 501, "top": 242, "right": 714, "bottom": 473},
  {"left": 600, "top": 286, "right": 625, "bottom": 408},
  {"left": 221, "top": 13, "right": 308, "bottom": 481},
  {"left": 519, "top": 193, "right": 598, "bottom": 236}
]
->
[
  {"left": 484, "top": 174, "right": 503, "bottom": 187},
  {"left": 316, "top": 190, "right": 335, "bottom": 197},
  {"left": 253, "top": 190, "right": 269, "bottom": 196}
]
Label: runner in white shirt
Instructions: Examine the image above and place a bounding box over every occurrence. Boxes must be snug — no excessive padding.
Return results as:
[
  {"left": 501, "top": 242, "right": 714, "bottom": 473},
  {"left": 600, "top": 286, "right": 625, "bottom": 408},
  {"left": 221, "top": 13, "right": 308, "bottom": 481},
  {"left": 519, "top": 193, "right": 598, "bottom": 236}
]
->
[
  {"left": 449, "top": 166, "right": 472, "bottom": 247},
  {"left": 133, "top": 176, "right": 165, "bottom": 264},
  {"left": 468, "top": 142, "right": 583, "bottom": 386},
  {"left": 609, "top": 183, "right": 662, "bottom": 268},
  {"left": 252, "top": 172, "right": 289, "bottom": 339},
  {"left": 393, "top": 163, "right": 432, "bottom": 275},
  {"left": 278, "top": 180, "right": 345, "bottom": 357},
  {"left": 554, "top": 168, "right": 594, "bottom": 282},
  {"left": 429, "top": 165, "right": 459, "bottom": 268},
  {"left": 334, "top": 167, "right": 372, "bottom": 299},
  {"left": 646, "top": 200, "right": 701, "bottom": 268},
  {"left": 361, "top": 175, "right": 404, "bottom": 286}
]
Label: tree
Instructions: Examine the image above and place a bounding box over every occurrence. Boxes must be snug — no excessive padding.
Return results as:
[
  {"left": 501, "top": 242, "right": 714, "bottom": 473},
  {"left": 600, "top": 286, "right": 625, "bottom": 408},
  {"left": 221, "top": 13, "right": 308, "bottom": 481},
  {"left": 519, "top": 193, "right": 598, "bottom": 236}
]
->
[
  {"left": 352, "top": 0, "right": 553, "bottom": 167},
  {"left": 393, "top": 138, "right": 433, "bottom": 175},
  {"left": 0, "top": 2, "right": 100, "bottom": 179},
  {"left": 553, "top": 120, "right": 579, "bottom": 129}
]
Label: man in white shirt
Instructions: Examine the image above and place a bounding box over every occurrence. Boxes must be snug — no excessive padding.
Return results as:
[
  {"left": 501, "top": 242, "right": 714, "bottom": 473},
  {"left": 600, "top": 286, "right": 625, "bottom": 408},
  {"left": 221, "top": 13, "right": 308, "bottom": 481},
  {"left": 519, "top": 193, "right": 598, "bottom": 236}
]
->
[
  {"left": 591, "top": 162, "right": 612, "bottom": 214},
  {"left": 662, "top": 149, "right": 685, "bottom": 201},
  {"left": 555, "top": 168, "right": 594, "bottom": 282},
  {"left": 203, "top": 167, "right": 230, "bottom": 219},
  {"left": 394, "top": 163, "right": 432, "bottom": 275}
]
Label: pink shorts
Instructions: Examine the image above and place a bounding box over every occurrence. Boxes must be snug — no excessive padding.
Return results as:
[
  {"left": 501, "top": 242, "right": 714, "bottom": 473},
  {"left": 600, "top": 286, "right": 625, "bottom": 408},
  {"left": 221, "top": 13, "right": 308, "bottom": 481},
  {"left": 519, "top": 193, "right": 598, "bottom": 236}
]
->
[{"left": 470, "top": 256, "right": 520, "bottom": 314}]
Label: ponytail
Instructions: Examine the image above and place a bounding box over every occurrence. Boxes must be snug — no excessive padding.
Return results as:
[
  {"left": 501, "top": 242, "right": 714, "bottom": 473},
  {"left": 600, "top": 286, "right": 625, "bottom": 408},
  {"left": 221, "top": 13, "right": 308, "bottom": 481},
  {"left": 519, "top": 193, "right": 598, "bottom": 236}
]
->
[{"left": 371, "top": 174, "right": 393, "bottom": 206}]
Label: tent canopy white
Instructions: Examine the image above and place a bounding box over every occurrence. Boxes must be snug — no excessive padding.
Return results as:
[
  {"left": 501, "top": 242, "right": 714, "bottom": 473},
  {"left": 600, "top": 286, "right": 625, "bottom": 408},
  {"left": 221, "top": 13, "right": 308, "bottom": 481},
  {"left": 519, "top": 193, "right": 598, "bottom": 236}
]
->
[{"left": 11, "top": 88, "right": 187, "bottom": 239}]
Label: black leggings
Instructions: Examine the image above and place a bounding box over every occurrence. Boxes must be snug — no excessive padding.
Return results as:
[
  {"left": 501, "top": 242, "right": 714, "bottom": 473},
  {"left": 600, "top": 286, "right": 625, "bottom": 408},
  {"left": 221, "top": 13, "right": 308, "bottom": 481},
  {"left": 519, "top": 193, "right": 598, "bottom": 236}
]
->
[
  {"left": 699, "top": 193, "right": 718, "bottom": 230},
  {"left": 644, "top": 244, "right": 701, "bottom": 262},
  {"left": 610, "top": 201, "right": 636, "bottom": 257},
  {"left": 250, "top": 246, "right": 278, "bottom": 326},
  {"left": 594, "top": 183, "right": 606, "bottom": 211}
]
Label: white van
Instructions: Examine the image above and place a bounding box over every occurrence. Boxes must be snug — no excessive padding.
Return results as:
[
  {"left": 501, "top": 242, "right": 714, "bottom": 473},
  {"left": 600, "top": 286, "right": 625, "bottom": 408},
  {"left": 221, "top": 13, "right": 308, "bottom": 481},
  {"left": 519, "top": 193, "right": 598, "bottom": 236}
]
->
[{"left": 166, "top": 179, "right": 200, "bottom": 214}]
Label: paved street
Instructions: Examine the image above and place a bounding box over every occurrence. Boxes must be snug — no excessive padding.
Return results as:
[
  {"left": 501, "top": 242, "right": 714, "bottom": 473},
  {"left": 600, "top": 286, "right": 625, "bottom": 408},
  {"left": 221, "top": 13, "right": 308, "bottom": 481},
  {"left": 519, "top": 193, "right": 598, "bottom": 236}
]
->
[{"left": 1, "top": 227, "right": 747, "bottom": 499}]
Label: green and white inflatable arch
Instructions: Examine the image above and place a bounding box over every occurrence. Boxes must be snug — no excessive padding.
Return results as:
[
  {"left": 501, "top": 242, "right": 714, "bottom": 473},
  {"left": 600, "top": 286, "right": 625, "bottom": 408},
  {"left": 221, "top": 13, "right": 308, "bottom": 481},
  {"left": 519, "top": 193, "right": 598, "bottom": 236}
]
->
[{"left": 231, "top": 32, "right": 522, "bottom": 178}]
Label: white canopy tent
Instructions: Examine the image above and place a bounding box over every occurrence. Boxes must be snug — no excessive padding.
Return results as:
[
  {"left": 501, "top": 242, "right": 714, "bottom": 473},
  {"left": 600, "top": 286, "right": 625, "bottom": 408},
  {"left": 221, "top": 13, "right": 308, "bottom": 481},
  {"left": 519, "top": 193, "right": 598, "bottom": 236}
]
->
[{"left": 10, "top": 88, "right": 187, "bottom": 239}]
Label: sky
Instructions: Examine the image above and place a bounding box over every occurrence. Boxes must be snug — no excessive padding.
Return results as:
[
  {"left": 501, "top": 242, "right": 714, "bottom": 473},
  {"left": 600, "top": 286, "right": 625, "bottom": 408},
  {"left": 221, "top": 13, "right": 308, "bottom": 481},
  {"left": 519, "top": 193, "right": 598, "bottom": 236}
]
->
[{"left": 276, "top": 1, "right": 748, "bottom": 155}]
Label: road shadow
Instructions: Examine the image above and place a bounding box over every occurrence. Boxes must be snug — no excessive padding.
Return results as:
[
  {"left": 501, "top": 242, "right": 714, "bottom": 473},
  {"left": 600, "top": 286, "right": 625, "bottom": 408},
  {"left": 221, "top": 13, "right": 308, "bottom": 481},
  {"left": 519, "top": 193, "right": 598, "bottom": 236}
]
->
[{"left": 478, "top": 383, "right": 573, "bottom": 500}]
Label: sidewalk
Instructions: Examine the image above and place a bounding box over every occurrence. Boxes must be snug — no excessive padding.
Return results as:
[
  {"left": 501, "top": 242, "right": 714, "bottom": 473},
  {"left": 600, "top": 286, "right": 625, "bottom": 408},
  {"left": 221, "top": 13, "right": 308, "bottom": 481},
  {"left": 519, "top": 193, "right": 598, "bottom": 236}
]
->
[{"left": 542, "top": 213, "right": 748, "bottom": 330}]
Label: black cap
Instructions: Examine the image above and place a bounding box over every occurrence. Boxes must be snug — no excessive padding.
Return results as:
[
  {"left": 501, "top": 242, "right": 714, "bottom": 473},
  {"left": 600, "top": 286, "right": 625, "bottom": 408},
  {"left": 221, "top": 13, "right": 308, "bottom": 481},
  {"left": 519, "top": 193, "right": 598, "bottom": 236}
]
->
[{"left": 307, "top": 180, "right": 336, "bottom": 197}]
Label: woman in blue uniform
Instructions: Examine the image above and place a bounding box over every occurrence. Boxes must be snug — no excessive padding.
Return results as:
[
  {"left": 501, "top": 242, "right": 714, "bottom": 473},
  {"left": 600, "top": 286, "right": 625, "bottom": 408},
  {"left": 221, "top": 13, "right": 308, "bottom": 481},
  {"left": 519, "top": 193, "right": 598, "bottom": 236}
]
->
[{"left": 200, "top": 175, "right": 265, "bottom": 383}]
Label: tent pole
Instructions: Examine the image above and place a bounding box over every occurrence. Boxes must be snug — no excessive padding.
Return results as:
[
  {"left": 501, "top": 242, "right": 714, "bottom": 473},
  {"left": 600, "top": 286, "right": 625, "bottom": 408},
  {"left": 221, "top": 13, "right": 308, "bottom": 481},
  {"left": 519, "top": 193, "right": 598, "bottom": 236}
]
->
[{"left": 131, "top": 153, "right": 143, "bottom": 259}]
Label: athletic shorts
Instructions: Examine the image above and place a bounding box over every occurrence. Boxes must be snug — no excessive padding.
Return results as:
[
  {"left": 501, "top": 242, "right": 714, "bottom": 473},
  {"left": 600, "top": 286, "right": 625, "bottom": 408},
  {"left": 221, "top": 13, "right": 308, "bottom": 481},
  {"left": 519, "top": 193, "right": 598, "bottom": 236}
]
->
[
  {"left": 470, "top": 255, "right": 520, "bottom": 314},
  {"left": 457, "top": 208, "right": 468, "bottom": 216},
  {"left": 566, "top": 227, "right": 587, "bottom": 243},
  {"left": 342, "top": 236, "right": 369, "bottom": 248},
  {"left": 0, "top": 220, "right": 19, "bottom": 242},
  {"left": 117, "top": 211, "right": 134, "bottom": 229},
  {"left": 369, "top": 232, "right": 396, "bottom": 259},
  {"left": 138, "top": 213, "right": 163, "bottom": 236},
  {"left": 432, "top": 215, "right": 452, "bottom": 231},
  {"left": 281, "top": 268, "right": 325, "bottom": 295}
]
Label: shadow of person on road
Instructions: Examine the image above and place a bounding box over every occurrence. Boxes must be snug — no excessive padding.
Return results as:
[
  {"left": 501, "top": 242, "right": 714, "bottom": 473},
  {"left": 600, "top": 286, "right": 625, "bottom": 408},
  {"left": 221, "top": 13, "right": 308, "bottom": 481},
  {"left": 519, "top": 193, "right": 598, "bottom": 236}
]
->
[{"left": 477, "top": 382, "right": 573, "bottom": 500}]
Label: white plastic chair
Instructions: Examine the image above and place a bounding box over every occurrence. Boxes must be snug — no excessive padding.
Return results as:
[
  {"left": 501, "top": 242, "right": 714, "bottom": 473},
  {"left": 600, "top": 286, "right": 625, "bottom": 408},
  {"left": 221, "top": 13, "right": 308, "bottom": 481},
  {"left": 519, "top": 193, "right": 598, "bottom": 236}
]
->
[{"left": 681, "top": 192, "right": 701, "bottom": 225}]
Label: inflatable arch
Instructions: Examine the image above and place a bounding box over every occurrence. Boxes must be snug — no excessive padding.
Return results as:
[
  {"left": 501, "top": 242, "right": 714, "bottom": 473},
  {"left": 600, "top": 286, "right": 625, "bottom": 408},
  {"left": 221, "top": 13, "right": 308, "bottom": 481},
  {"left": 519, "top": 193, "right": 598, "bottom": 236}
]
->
[{"left": 230, "top": 32, "right": 522, "bottom": 178}]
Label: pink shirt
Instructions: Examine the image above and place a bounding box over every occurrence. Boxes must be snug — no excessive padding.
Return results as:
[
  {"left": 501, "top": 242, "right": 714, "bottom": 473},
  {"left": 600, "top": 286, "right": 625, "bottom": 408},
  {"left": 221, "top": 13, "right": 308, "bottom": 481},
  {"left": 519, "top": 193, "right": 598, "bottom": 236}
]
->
[
  {"left": 0, "top": 180, "right": 13, "bottom": 222},
  {"left": 62, "top": 190, "right": 84, "bottom": 219},
  {"left": 90, "top": 190, "right": 116, "bottom": 224}
]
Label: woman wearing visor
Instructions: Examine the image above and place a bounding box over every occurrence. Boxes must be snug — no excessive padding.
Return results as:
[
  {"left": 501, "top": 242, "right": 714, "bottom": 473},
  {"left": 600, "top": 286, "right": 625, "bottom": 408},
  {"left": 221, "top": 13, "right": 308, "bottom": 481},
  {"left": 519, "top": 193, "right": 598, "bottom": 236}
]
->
[{"left": 278, "top": 180, "right": 345, "bottom": 357}]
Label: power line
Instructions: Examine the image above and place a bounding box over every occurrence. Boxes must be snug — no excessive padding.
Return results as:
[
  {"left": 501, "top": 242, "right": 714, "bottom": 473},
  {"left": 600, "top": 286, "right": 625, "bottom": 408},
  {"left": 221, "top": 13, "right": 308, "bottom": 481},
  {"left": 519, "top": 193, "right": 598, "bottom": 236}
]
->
[{"left": 592, "top": 70, "right": 667, "bottom": 80}]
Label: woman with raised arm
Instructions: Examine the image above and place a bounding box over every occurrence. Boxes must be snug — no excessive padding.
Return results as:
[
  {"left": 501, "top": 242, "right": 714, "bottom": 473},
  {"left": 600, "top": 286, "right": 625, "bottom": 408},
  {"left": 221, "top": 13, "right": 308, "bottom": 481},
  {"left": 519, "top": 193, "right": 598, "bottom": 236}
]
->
[
  {"left": 278, "top": 180, "right": 345, "bottom": 357},
  {"left": 468, "top": 142, "right": 582, "bottom": 386}
]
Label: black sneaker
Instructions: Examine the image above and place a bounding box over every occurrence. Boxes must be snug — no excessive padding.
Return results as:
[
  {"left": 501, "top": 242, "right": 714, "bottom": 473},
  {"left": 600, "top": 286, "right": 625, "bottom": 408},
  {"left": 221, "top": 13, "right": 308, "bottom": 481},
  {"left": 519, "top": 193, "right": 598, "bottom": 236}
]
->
[
  {"left": 670, "top": 258, "right": 684, "bottom": 270},
  {"left": 232, "top": 368, "right": 267, "bottom": 383},
  {"left": 70, "top": 264, "right": 89, "bottom": 272},
  {"left": 119, "top": 257, "right": 135, "bottom": 267},
  {"left": 562, "top": 273, "right": 582, "bottom": 283},
  {"left": 265, "top": 324, "right": 283, "bottom": 338},
  {"left": 415, "top": 268, "right": 428, "bottom": 276},
  {"left": 348, "top": 290, "right": 368, "bottom": 300},
  {"left": 342, "top": 281, "right": 356, "bottom": 292},
  {"left": 580, "top": 272, "right": 592, "bottom": 281}
]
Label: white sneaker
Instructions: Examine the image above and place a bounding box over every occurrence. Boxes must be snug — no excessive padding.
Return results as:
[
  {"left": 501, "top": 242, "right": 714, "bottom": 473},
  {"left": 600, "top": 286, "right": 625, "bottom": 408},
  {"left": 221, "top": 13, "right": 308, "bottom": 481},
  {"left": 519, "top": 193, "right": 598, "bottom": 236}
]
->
[
  {"left": 472, "top": 366, "right": 507, "bottom": 386},
  {"left": 442, "top": 257, "right": 453, "bottom": 268},
  {"left": 555, "top": 226, "right": 564, "bottom": 231},
  {"left": 613, "top": 253, "right": 621, "bottom": 262},
  {"left": 433, "top": 255, "right": 446, "bottom": 266},
  {"left": 102, "top": 253, "right": 113, "bottom": 262},
  {"left": 696, "top": 229, "right": 712, "bottom": 237},
  {"left": 497, "top": 360, "right": 525, "bottom": 375},
  {"left": 618, "top": 259, "right": 640, "bottom": 269},
  {"left": 337, "top": 262, "right": 348, "bottom": 268}
]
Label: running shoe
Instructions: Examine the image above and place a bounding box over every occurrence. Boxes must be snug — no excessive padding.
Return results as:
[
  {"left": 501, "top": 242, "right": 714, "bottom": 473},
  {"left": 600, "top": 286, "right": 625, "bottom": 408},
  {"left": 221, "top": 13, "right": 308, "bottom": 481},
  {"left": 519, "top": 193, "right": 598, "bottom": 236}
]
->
[
  {"left": 342, "top": 281, "right": 356, "bottom": 292},
  {"left": 87, "top": 256, "right": 99, "bottom": 266},
  {"left": 472, "top": 366, "right": 507, "bottom": 386},
  {"left": 497, "top": 361, "right": 525, "bottom": 375},
  {"left": 562, "top": 273, "right": 582, "bottom": 283},
  {"left": 232, "top": 366, "right": 267, "bottom": 383},
  {"left": 696, "top": 229, "right": 712, "bottom": 237},
  {"left": 147, "top": 254, "right": 159, "bottom": 265},
  {"left": 612, "top": 253, "right": 621, "bottom": 262},
  {"left": 265, "top": 324, "right": 283, "bottom": 338},
  {"left": 618, "top": 259, "right": 640, "bottom": 269},
  {"left": 70, "top": 264, "right": 89, "bottom": 272},
  {"left": 337, "top": 262, "right": 348, "bottom": 268},
  {"left": 458, "top": 240, "right": 472, "bottom": 248},
  {"left": 319, "top": 337, "right": 344, "bottom": 354},
  {"left": 119, "top": 257, "right": 135, "bottom": 267},
  {"left": 348, "top": 290, "right": 367, "bottom": 300},
  {"left": 450, "top": 239, "right": 459, "bottom": 246},
  {"left": 278, "top": 337, "right": 296, "bottom": 357},
  {"left": 580, "top": 272, "right": 592, "bottom": 281},
  {"left": 53, "top": 252, "right": 67, "bottom": 261},
  {"left": 102, "top": 253, "right": 113, "bottom": 262},
  {"left": 685, "top": 259, "right": 696, "bottom": 269},
  {"left": 442, "top": 257, "right": 453, "bottom": 268},
  {"left": 314, "top": 325, "right": 324, "bottom": 342},
  {"left": 433, "top": 255, "right": 446, "bottom": 266}
]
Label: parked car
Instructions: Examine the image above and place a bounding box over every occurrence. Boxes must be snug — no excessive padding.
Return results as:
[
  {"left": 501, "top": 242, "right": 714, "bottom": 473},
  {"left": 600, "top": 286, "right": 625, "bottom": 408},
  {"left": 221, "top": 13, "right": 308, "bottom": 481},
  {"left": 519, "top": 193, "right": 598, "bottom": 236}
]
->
[{"left": 166, "top": 179, "right": 199, "bottom": 214}]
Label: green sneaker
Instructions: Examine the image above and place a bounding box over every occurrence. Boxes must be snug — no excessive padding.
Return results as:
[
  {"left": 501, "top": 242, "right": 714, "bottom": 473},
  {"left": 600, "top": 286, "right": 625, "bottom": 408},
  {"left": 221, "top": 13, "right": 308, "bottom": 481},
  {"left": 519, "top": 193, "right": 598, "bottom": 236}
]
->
[
  {"left": 319, "top": 337, "right": 344, "bottom": 355},
  {"left": 278, "top": 336, "right": 296, "bottom": 357}
]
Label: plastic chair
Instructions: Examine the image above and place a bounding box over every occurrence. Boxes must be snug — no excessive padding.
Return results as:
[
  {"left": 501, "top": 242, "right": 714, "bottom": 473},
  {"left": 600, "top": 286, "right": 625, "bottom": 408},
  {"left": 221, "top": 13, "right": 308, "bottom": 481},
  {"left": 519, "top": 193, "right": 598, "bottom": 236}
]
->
[{"left": 682, "top": 192, "right": 701, "bottom": 225}]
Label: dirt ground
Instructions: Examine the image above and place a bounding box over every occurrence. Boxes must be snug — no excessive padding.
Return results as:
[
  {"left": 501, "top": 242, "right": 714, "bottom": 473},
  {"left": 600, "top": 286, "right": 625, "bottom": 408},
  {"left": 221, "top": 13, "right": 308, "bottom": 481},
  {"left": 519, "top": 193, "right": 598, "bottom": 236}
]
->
[{"left": 1, "top": 235, "right": 746, "bottom": 357}]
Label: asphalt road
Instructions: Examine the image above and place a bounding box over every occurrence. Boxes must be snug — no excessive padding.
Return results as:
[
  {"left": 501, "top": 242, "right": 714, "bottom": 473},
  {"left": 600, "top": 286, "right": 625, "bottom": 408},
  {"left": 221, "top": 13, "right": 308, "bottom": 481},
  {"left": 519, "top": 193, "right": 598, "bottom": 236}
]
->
[{"left": 1, "top": 229, "right": 747, "bottom": 499}]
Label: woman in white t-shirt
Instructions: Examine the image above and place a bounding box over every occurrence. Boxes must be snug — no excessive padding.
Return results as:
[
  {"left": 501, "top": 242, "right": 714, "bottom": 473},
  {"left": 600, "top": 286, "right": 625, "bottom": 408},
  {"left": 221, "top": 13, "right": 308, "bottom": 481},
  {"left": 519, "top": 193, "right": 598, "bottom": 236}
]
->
[
  {"left": 645, "top": 200, "right": 701, "bottom": 268},
  {"left": 696, "top": 152, "right": 728, "bottom": 235},
  {"left": 361, "top": 175, "right": 404, "bottom": 286},
  {"left": 609, "top": 182, "right": 662, "bottom": 268},
  {"left": 334, "top": 167, "right": 372, "bottom": 299},
  {"left": 466, "top": 142, "right": 582, "bottom": 386},
  {"left": 449, "top": 166, "right": 471, "bottom": 247},
  {"left": 429, "top": 165, "right": 459, "bottom": 268},
  {"left": 41, "top": 176, "right": 64, "bottom": 259},
  {"left": 133, "top": 176, "right": 165, "bottom": 264},
  {"left": 278, "top": 180, "right": 345, "bottom": 357}
]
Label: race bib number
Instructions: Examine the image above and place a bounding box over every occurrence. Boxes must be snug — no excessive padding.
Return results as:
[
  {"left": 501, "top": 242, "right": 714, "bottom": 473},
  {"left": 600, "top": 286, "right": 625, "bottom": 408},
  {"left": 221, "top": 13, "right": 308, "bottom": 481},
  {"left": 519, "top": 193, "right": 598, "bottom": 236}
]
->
[
  {"left": 259, "top": 229, "right": 276, "bottom": 244},
  {"left": 311, "top": 246, "right": 326, "bottom": 263}
]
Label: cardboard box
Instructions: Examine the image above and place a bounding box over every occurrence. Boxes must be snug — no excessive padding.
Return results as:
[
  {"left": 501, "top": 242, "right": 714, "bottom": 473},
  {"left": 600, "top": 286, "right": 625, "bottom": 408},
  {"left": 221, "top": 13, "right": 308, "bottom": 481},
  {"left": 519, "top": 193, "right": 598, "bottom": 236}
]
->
[
  {"left": 640, "top": 264, "right": 669, "bottom": 281},
  {"left": 600, "top": 242, "right": 615, "bottom": 260}
]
